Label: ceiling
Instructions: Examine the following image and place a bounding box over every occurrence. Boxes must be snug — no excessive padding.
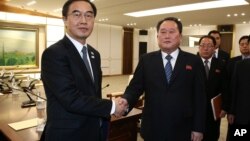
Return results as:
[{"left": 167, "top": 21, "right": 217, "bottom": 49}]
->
[{"left": 3, "top": 0, "right": 250, "bottom": 29}]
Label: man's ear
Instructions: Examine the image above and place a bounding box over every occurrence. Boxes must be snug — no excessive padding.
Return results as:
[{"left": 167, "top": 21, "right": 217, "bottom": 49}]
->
[{"left": 63, "top": 16, "right": 67, "bottom": 23}]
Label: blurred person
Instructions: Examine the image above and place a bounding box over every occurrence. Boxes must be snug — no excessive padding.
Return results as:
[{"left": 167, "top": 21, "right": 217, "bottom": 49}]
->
[
  {"left": 226, "top": 35, "right": 249, "bottom": 141},
  {"left": 227, "top": 35, "right": 250, "bottom": 140}
]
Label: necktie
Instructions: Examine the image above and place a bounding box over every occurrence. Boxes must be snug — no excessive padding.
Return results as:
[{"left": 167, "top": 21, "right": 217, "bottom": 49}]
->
[
  {"left": 81, "top": 46, "right": 93, "bottom": 81},
  {"left": 204, "top": 60, "right": 209, "bottom": 78},
  {"left": 165, "top": 55, "right": 172, "bottom": 83}
]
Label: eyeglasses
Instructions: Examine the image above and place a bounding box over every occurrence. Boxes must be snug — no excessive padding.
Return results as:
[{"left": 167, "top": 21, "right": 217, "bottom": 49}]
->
[
  {"left": 68, "top": 10, "right": 94, "bottom": 21},
  {"left": 199, "top": 44, "right": 214, "bottom": 48}
]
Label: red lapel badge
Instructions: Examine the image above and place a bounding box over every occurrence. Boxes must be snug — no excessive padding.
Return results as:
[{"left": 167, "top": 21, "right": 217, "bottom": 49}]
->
[
  {"left": 215, "top": 69, "right": 221, "bottom": 73},
  {"left": 186, "top": 65, "right": 192, "bottom": 70}
]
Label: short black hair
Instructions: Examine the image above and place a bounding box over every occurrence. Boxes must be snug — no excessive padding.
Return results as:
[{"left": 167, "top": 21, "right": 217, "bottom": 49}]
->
[
  {"left": 208, "top": 30, "right": 221, "bottom": 37},
  {"left": 156, "top": 17, "right": 182, "bottom": 34},
  {"left": 238, "top": 35, "right": 249, "bottom": 44},
  {"left": 62, "top": 0, "right": 97, "bottom": 18},
  {"left": 198, "top": 35, "right": 216, "bottom": 46}
]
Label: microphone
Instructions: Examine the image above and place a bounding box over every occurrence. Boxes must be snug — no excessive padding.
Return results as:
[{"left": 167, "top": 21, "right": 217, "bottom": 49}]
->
[
  {"left": 0, "top": 69, "right": 9, "bottom": 79},
  {"left": 23, "top": 88, "right": 47, "bottom": 101},
  {"left": 21, "top": 79, "right": 46, "bottom": 108},
  {"left": 102, "top": 84, "right": 110, "bottom": 89},
  {"left": 0, "top": 81, "right": 12, "bottom": 94}
]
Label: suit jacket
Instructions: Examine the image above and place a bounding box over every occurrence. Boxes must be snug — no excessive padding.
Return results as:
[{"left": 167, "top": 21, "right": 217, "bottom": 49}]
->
[
  {"left": 200, "top": 57, "right": 228, "bottom": 111},
  {"left": 226, "top": 56, "right": 243, "bottom": 111},
  {"left": 199, "top": 57, "right": 228, "bottom": 141},
  {"left": 123, "top": 49, "right": 206, "bottom": 141},
  {"left": 217, "top": 49, "right": 230, "bottom": 64},
  {"left": 231, "top": 59, "right": 250, "bottom": 124},
  {"left": 41, "top": 36, "right": 112, "bottom": 141}
]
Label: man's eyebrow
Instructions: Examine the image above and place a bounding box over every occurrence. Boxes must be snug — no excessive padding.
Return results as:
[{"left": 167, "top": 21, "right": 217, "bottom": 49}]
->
[{"left": 71, "top": 10, "right": 81, "bottom": 13}]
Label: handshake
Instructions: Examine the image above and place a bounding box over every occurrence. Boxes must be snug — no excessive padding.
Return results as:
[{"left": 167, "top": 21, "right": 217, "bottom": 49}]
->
[{"left": 113, "top": 97, "right": 129, "bottom": 118}]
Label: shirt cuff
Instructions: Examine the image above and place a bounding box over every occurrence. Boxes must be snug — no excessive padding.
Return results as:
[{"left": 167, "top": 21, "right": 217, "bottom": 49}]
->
[{"left": 110, "top": 100, "right": 115, "bottom": 114}]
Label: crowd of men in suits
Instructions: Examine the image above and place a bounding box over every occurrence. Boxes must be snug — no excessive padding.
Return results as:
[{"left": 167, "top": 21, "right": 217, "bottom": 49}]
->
[{"left": 197, "top": 31, "right": 250, "bottom": 141}]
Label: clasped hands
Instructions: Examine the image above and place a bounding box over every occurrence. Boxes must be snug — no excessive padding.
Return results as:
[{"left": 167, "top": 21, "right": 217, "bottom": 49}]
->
[{"left": 113, "top": 97, "right": 128, "bottom": 118}]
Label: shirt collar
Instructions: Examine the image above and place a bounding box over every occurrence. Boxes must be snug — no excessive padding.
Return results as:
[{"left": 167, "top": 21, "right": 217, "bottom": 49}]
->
[
  {"left": 201, "top": 57, "right": 212, "bottom": 63},
  {"left": 66, "top": 33, "right": 88, "bottom": 53},
  {"left": 161, "top": 48, "right": 179, "bottom": 61}
]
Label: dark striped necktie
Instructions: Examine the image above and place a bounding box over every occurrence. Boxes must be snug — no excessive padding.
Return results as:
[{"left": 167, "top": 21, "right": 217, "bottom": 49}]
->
[
  {"left": 165, "top": 55, "right": 172, "bottom": 83},
  {"left": 81, "top": 46, "right": 94, "bottom": 81}
]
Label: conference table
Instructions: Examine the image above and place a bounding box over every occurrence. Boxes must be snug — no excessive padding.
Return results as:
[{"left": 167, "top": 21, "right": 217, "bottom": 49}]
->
[{"left": 0, "top": 93, "right": 142, "bottom": 141}]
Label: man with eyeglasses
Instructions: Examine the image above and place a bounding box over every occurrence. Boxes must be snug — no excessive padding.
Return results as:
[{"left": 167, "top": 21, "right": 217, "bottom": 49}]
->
[
  {"left": 197, "top": 35, "right": 228, "bottom": 141},
  {"left": 41, "top": 0, "right": 127, "bottom": 141},
  {"left": 227, "top": 35, "right": 250, "bottom": 141},
  {"left": 226, "top": 36, "right": 250, "bottom": 141}
]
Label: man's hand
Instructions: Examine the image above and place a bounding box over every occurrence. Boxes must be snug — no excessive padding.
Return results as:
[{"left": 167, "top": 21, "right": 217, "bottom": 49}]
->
[
  {"left": 113, "top": 97, "right": 128, "bottom": 118},
  {"left": 191, "top": 131, "right": 203, "bottom": 141},
  {"left": 220, "top": 110, "right": 227, "bottom": 118},
  {"left": 227, "top": 114, "right": 235, "bottom": 125}
]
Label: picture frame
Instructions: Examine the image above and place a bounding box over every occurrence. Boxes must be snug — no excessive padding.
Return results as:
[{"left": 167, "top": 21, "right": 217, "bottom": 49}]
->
[{"left": 0, "top": 22, "right": 39, "bottom": 70}]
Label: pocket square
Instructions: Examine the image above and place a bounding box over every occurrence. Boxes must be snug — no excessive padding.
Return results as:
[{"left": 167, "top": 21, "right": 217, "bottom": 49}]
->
[{"left": 186, "top": 65, "right": 192, "bottom": 70}]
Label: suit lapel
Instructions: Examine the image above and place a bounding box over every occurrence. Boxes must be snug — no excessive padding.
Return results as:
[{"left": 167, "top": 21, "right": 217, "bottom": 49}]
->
[
  {"left": 87, "top": 45, "right": 99, "bottom": 87},
  {"left": 63, "top": 36, "right": 95, "bottom": 84},
  {"left": 170, "top": 50, "right": 186, "bottom": 84}
]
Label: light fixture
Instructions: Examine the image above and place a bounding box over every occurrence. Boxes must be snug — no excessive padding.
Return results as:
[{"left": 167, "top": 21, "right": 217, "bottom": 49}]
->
[
  {"left": 227, "top": 14, "right": 231, "bottom": 17},
  {"left": 98, "top": 18, "right": 109, "bottom": 22},
  {"left": 234, "top": 13, "right": 238, "bottom": 16},
  {"left": 124, "top": 0, "right": 249, "bottom": 17},
  {"left": 26, "top": 1, "right": 37, "bottom": 6},
  {"left": 126, "top": 23, "right": 137, "bottom": 26},
  {"left": 53, "top": 8, "right": 62, "bottom": 13},
  {"left": 241, "top": 13, "right": 245, "bottom": 16}
]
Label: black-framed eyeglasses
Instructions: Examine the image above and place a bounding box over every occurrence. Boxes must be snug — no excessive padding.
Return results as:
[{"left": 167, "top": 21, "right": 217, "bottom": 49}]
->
[
  {"left": 199, "top": 44, "right": 214, "bottom": 48},
  {"left": 68, "top": 10, "right": 94, "bottom": 21}
]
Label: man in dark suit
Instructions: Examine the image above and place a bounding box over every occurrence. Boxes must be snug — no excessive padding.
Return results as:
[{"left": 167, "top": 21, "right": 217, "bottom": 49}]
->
[
  {"left": 227, "top": 36, "right": 250, "bottom": 140},
  {"left": 226, "top": 35, "right": 249, "bottom": 141},
  {"left": 41, "top": 1, "right": 126, "bottom": 141},
  {"left": 119, "top": 17, "right": 206, "bottom": 141},
  {"left": 197, "top": 35, "right": 228, "bottom": 141},
  {"left": 208, "top": 30, "right": 230, "bottom": 63}
]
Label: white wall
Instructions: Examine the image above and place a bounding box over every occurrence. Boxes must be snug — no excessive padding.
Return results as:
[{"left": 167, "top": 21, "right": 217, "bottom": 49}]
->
[
  {"left": 232, "top": 24, "right": 250, "bottom": 57},
  {"left": 88, "top": 24, "right": 123, "bottom": 75}
]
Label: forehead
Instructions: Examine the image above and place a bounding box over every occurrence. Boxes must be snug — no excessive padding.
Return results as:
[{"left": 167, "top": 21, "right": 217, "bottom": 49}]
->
[
  {"left": 210, "top": 33, "right": 220, "bottom": 38},
  {"left": 159, "top": 20, "right": 178, "bottom": 30},
  {"left": 68, "top": 1, "right": 92, "bottom": 12},
  {"left": 240, "top": 38, "right": 248, "bottom": 43},
  {"left": 201, "top": 38, "right": 213, "bottom": 43}
]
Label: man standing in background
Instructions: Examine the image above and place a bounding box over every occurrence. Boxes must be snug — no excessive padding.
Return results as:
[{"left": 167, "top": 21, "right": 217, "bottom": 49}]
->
[
  {"left": 208, "top": 30, "right": 230, "bottom": 63},
  {"left": 197, "top": 35, "right": 228, "bottom": 141},
  {"left": 41, "top": 0, "right": 126, "bottom": 141},
  {"left": 227, "top": 35, "right": 250, "bottom": 141}
]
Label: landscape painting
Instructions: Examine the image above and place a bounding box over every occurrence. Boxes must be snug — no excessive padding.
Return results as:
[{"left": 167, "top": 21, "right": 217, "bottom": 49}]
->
[{"left": 0, "top": 26, "right": 38, "bottom": 68}]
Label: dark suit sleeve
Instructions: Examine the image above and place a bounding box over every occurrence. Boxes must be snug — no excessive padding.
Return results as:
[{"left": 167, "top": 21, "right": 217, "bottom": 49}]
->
[
  {"left": 192, "top": 58, "right": 207, "bottom": 133},
  {"left": 41, "top": 45, "right": 112, "bottom": 118},
  {"left": 123, "top": 57, "right": 145, "bottom": 110},
  {"left": 229, "top": 61, "right": 239, "bottom": 115}
]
